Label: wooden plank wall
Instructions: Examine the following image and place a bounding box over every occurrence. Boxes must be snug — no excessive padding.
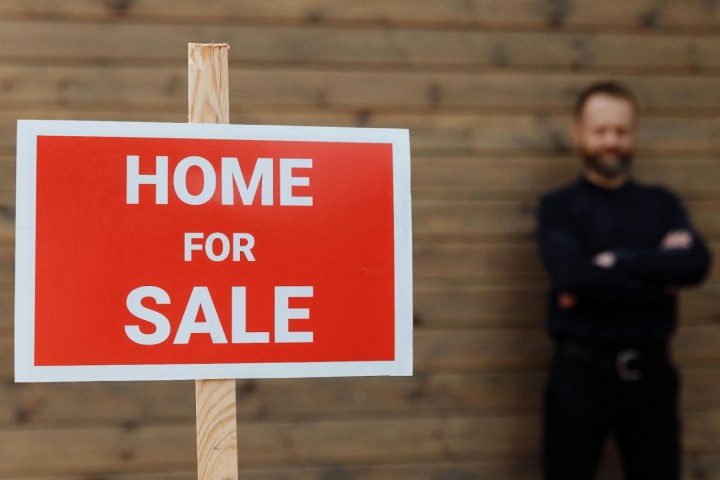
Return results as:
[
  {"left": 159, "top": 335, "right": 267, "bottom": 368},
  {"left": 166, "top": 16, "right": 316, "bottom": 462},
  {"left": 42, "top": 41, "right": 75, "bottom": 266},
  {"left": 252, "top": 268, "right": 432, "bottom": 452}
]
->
[{"left": 1, "top": 0, "right": 720, "bottom": 478}]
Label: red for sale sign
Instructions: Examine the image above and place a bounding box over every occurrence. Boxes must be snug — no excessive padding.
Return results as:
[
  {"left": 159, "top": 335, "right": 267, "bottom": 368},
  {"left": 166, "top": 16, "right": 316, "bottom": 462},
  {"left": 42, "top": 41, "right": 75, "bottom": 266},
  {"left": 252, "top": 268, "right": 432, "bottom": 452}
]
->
[{"left": 15, "top": 121, "right": 412, "bottom": 382}]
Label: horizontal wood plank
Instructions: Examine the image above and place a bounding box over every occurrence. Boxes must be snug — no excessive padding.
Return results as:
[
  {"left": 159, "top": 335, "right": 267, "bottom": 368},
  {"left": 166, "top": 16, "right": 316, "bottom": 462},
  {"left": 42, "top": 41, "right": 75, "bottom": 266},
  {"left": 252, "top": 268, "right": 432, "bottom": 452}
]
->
[
  {"left": 411, "top": 326, "right": 720, "bottom": 372},
  {"left": 8, "top": 454, "right": 720, "bottom": 480},
  {"left": 414, "top": 241, "right": 720, "bottom": 279},
  {"left": 0, "top": 373, "right": 550, "bottom": 425},
  {"left": 412, "top": 281, "right": 720, "bottom": 327},
  {"left": 2, "top": 367, "right": 720, "bottom": 428},
  {"left": 0, "top": 461, "right": 537, "bottom": 480},
  {"left": 3, "top": 66, "right": 720, "bottom": 116},
  {"left": 411, "top": 156, "right": 720, "bottom": 200},
  {"left": 549, "top": 1, "right": 720, "bottom": 31},
  {"left": 0, "top": 373, "right": 543, "bottom": 426},
  {"left": 0, "top": 0, "right": 558, "bottom": 27},
  {"left": 1, "top": 410, "right": 720, "bottom": 476},
  {"left": 410, "top": 201, "right": 720, "bottom": 241},
  {"left": 1, "top": 0, "right": 719, "bottom": 32},
  {"left": 0, "top": 416, "right": 538, "bottom": 475},
  {"left": 1, "top": 20, "right": 720, "bottom": 72}
]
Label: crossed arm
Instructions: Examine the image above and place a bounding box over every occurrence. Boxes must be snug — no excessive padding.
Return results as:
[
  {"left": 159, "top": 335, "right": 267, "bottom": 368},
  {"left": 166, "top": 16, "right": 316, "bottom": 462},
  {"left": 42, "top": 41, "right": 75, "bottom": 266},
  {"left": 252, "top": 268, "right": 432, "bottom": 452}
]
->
[{"left": 538, "top": 201, "right": 711, "bottom": 310}]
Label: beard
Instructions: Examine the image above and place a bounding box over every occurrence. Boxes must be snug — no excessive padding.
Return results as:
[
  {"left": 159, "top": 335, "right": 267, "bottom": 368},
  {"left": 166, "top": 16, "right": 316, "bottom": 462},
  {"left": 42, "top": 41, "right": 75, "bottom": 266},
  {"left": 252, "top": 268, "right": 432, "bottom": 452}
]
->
[{"left": 580, "top": 149, "right": 634, "bottom": 180}]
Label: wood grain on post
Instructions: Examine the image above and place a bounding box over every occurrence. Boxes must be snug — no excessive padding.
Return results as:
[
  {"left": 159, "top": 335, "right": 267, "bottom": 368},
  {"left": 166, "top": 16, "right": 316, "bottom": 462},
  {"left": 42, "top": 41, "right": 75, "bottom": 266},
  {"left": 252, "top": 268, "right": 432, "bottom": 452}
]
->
[
  {"left": 189, "top": 43, "right": 230, "bottom": 124},
  {"left": 188, "top": 43, "right": 239, "bottom": 480}
]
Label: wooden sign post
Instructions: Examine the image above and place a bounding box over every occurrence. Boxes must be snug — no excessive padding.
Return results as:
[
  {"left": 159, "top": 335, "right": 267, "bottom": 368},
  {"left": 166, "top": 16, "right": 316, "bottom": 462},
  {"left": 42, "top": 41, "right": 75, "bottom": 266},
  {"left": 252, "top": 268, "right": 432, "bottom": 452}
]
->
[{"left": 188, "top": 43, "right": 239, "bottom": 480}]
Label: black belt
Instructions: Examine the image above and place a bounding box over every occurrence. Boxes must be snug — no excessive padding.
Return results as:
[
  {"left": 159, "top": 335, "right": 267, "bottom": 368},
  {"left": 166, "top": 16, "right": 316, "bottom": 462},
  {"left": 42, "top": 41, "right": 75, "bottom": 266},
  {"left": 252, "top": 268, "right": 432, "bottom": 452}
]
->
[{"left": 558, "top": 342, "right": 669, "bottom": 381}]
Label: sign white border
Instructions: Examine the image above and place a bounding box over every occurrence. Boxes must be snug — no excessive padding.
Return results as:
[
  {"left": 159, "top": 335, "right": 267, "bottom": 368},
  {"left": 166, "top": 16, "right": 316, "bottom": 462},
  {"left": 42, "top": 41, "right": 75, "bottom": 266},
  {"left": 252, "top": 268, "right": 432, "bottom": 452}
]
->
[{"left": 15, "top": 120, "right": 413, "bottom": 382}]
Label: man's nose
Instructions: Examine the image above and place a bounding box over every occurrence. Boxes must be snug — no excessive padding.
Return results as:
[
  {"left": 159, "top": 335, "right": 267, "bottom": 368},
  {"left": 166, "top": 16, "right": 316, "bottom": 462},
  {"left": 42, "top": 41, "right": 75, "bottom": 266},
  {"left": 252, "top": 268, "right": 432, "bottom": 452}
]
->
[{"left": 602, "top": 130, "right": 622, "bottom": 146}]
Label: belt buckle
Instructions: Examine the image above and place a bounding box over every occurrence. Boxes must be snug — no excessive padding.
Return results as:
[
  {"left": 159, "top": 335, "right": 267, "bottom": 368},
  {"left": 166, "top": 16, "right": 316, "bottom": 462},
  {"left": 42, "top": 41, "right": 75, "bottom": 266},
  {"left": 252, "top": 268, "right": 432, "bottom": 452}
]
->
[{"left": 616, "top": 349, "right": 642, "bottom": 381}]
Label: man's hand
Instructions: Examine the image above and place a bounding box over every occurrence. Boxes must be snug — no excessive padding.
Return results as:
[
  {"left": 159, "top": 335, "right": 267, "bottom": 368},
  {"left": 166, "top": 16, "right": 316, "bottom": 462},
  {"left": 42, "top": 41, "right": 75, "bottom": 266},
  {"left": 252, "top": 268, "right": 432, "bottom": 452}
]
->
[
  {"left": 593, "top": 251, "right": 616, "bottom": 269},
  {"left": 658, "top": 230, "right": 694, "bottom": 294},
  {"left": 557, "top": 292, "right": 578, "bottom": 310},
  {"left": 661, "top": 229, "right": 693, "bottom": 250}
]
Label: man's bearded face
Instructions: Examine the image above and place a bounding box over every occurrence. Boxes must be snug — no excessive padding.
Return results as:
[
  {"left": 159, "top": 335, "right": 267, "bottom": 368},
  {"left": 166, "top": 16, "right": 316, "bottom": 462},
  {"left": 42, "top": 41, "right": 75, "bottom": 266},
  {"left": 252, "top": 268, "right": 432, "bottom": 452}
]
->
[
  {"left": 579, "top": 140, "right": 634, "bottom": 180},
  {"left": 574, "top": 94, "right": 637, "bottom": 181}
]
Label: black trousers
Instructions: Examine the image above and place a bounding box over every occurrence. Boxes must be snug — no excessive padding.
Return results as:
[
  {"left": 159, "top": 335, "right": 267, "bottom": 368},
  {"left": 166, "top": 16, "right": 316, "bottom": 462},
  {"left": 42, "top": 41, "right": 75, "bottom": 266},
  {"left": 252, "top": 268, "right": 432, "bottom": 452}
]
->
[{"left": 542, "top": 348, "right": 680, "bottom": 480}]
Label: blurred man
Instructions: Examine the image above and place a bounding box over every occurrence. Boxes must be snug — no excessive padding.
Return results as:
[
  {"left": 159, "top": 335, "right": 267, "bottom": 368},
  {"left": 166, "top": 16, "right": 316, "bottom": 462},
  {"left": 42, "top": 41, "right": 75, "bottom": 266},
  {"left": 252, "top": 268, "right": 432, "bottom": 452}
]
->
[{"left": 536, "top": 81, "right": 711, "bottom": 480}]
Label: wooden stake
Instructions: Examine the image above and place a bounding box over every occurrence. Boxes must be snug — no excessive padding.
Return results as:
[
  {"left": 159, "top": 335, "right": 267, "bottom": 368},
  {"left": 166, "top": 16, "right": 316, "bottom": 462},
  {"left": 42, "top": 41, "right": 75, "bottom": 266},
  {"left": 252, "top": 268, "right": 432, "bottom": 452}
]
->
[
  {"left": 189, "top": 43, "right": 230, "bottom": 124},
  {"left": 188, "top": 43, "right": 238, "bottom": 480}
]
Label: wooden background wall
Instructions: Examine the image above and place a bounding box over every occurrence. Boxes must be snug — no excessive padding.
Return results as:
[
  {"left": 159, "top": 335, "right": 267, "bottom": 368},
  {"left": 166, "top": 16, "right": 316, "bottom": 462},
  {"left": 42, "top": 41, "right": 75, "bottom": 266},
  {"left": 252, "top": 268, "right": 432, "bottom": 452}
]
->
[{"left": 1, "top": 0, "right": 720, "bottom": 478}]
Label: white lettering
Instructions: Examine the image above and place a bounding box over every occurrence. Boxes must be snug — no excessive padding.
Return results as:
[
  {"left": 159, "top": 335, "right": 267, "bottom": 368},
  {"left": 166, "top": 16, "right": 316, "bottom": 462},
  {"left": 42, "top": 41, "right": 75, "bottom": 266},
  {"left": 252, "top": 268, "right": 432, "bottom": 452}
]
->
[
  {"left": 275, "top": 286, "right": 313, "bottom": 343},
  {"left": 205, "top": 232, "right": 230, "bottom": 262},
  {"left": 233, "top": 233, "right": 256, "bottom": 261},
  {"left": 124, "top": 286, "right": 312, "bottom": 345},
  {"left": 221, "top": 157, "right": 273, "bottom": 205},
  {"left": 174, "top": 156, "right": 216, "bottom": 205},
  {"left": 126, "top": 155, "right": 169, "bottom": 204},
  {"left": 125, "top": 286, "right": 171, "bottom": 345},
  {"left": 184, "top": 232, "right": 255, "bottom": 262},
  {"left": 231, "top": 287, "right": 270, "bottom": 343},
  {"left": 184, "top": 232, "right": 204, "bottom": 261},
  {"left": 174, "top": 286, "right": 227, "bottom": 344},
  {"left": 127, "top": 156, "right": 313, "bottom": 206},
  {"left": 280, "top": 158, "right": 313, "bottom": 206}
]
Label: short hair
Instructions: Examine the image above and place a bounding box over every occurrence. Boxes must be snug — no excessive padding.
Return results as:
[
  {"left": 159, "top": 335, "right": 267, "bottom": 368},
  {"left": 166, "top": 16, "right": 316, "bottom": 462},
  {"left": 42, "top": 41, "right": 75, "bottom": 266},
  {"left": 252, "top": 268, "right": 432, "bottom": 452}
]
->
[{"left": 574, "top": 81, "right": 639, "bottom": 119}]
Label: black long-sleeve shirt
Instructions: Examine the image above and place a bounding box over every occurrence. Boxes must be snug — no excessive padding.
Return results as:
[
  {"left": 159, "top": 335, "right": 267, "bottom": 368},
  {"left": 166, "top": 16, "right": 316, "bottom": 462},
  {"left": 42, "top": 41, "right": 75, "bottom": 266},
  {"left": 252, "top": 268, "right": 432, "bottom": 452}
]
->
[{"left": 537, "top": 177, "right": 712, "bottom": 349}]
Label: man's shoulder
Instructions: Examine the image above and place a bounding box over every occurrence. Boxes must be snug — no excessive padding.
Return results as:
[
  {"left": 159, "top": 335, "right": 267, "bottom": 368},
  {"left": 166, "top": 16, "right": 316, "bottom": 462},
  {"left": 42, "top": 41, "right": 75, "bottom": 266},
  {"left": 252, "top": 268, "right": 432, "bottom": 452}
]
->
[
  {"left": 539, "top": 180, "right": 583, "bottom": 207},
  {"left": 629, "top": 180, "right": 681, "bottom": 202}
]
